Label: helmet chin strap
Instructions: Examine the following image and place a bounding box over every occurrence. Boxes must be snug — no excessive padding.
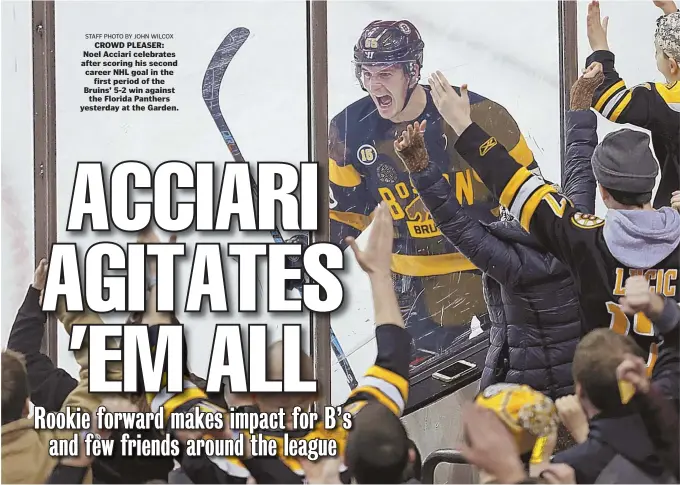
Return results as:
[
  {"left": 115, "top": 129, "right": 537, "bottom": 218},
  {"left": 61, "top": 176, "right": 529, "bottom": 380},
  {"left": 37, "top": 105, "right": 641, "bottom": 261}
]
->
[
  {"left": 398, "top": 83, "right": 417, "bottom": 116},
  {"left": 395, "top": 65, "right": 420, "bottom": 118}
]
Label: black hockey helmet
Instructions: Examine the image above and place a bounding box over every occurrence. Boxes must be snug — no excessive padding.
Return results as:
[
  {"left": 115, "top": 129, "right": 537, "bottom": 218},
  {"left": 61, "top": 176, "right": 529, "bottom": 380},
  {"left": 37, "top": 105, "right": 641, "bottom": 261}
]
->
[{"left": 353, "top": 20, "right": 425, "bottom": 91}]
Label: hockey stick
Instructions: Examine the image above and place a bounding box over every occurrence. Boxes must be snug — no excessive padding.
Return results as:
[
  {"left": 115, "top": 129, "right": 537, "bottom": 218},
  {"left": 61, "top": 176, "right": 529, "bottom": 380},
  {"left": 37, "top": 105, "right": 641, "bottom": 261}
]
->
[{"left": 202, "top": 28, "right": 359, "bottom": 390}]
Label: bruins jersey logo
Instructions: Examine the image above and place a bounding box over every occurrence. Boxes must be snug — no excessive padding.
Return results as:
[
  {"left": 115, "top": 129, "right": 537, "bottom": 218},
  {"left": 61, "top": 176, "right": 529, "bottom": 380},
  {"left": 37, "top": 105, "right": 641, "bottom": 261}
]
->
[{"left": 571, "top": 212, "right": 604, "bottom": 229}]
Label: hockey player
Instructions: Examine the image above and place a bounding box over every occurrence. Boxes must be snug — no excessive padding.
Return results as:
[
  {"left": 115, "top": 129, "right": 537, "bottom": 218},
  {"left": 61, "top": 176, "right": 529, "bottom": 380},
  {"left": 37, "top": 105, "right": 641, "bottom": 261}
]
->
[
  {"left": 585, "top": 0, "right": 680, "bottom": 208},
  {"left": 329, "top": 20, "right": 539, "bottom": 366},
  {"left": 427, "top": 70, "right": 680, "bottom": 408}
]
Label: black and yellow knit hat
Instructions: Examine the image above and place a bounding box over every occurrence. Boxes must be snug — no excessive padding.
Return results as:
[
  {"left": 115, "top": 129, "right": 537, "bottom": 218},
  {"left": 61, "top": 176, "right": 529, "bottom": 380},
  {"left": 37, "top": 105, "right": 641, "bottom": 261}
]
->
[{"left": 474, "top": 383, "right": 559, "bottom": 442}]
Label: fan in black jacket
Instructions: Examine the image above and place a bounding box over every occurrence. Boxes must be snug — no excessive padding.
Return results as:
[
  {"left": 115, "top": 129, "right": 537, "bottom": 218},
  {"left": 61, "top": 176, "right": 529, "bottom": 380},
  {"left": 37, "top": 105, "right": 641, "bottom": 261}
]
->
[{"left": 393, "top": 78, "right": 601, "bottom": 400}]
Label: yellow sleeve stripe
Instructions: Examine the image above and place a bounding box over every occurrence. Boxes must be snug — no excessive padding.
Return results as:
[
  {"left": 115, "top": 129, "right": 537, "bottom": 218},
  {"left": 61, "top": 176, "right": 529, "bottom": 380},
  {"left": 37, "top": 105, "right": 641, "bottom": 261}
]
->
[
  {"left": 499, "top": 167, "right": 532, "bottom": 208},
  {"left": 508, "top": 134, "right": 534, "bottom": 167},
  {"left": 330, "top": 209, "right": 371, "bottom": 231},
  {"left": 364, "top": 365, "right": 409, "bottom": 402},
  {"left": 349, "top": 385, "right": 401, "bottom": 416},
  {"left": 207, "top": 456, "right": 251, "bottom": 479},
  {"left": 360, "top": 377, "right": 406, "bottom": 412},
  {"left": 149, "top": 385, "right": 208, "bottom": 422},
  {"left": 519, "top": 185, "right": 558, "bottom": 232},
  {"left": 161, "top": 387, "right": 208, "bottom": 422},
  {"left": 594, "top": 80, "right": 626, "bottom": 112},
  {"left": 391, "top": 252, "right": 478, "bottom": 277},
  {"left": 609, "top": 92, "right": 633, "bottom": 122},
  {"left": 330, "top": 158, "right": 362, "bottom": 188}
]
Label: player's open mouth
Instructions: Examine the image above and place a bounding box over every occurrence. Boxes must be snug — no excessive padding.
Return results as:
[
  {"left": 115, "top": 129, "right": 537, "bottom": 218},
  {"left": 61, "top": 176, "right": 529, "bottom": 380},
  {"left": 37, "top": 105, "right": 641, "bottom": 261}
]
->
[{"left": 376, "top": 95, "right": 392, "bottom": 108}]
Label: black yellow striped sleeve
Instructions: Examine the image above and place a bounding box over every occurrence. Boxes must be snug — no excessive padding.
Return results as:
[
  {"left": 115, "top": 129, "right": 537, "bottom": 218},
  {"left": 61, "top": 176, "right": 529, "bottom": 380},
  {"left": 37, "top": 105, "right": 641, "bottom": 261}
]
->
[
  {"left": 343, "top": 325, "right": 411, "bottom": 417},
  {"left": 142, "top": 325, "right": 212, "bottom": 423},
  {"left": 587, "top": 50, "right": 679, "bottom": 137},
  {"left": 143, "top": 326, "right": 253, "bottom": 481},
  {"left": 454, "top": 123, "right": 589, "bottom": 268},
  {"left": 470, "top": 95, "right": 538, "bottom": 173}
]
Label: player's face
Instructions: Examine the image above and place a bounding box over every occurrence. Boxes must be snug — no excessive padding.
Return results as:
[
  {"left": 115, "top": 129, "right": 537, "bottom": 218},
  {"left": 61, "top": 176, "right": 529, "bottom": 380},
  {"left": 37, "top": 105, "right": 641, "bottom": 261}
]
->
[{"left": 361, "top": 64, "right": 409, "bottom": 119}]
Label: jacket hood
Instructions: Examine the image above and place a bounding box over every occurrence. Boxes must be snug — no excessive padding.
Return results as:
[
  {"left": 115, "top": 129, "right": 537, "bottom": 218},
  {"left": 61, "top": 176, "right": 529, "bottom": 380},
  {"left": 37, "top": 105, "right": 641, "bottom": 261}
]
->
[
  {"left": 603, "top": 207, "right": 680, "bottom": 267},
  {"left": 1, "top": 418, "right": 55, "bottom": 484}
]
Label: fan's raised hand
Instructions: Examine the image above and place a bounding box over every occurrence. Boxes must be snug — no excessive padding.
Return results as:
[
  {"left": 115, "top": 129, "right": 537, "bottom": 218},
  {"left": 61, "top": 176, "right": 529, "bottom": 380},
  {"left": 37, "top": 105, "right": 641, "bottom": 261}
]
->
[
  {"left": 428, "top": 71, "right": 473, "bottom": 135},
  {"left": 394, "top": 120, "right": 429, "bottom": 173}
]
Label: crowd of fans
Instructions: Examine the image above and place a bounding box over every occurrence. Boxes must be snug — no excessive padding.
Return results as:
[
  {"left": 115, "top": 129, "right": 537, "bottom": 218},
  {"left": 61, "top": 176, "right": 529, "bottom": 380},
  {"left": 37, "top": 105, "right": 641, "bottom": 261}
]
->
[{"left": 3, "top": 1, "right": 680, "bottom": 483}]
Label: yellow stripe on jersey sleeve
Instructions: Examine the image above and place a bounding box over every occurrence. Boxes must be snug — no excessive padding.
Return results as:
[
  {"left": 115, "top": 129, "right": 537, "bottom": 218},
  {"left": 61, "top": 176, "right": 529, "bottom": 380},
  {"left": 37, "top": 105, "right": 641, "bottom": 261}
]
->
[
  {"left": 594, "top": 80, "right": 626, "bottom": 112},
  {"left": 508, "top": 134, "right": 534, "bottom": 167},
  {"left": 609, "top": 92, "right": 633, "bottom": 122},
  {"left": 330, "top": 158, "right": 362, "bottom": 188},
  {"left": 349, "top": 385, "right": 401, "bottom": 415},
  {"left": 208, "top": 456, "right": 251, "bottom": 479},
  {"left": 519, "top": 185, "right": 558, "bottom": 231},
  {"left": 364, "top": 365, "right": 409, "bottom": 402},
  {"left": 499, "top": 167, "right": 532, "bottom": 208},
  {"left": 390, "top": 251, "right": 478, "bottom": 277},
  {"left": 330, "top": 209, "right": 371, "bottom": 231},
  {"left": 148, "top": 380, "right": 208, "bottom": 422}
]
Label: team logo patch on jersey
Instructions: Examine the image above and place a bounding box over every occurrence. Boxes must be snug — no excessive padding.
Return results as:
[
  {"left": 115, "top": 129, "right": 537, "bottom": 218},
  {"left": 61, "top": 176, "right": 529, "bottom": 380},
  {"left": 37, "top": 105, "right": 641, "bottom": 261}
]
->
[
  {"left": 479, "top": 137, "right": 497, "bottom": 156},
  {"left": 377, "top": 163, "right": 398, "bottom": 184},
  {"left": 357, "top": 144, "right": 378, "bottom": 165},
  {"left": 571, "top": 212, "right": 604, "bottom": 229},
  {"left": 398, "top": 23, "right": 411, "bottom": 34}
]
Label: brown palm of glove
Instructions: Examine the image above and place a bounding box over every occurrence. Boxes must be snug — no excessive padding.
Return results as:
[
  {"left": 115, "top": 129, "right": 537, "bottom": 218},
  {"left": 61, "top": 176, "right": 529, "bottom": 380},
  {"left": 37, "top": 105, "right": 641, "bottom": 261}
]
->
[
  {"left": 570, "top": 61, "right": 605, "bottom": 110},
  {"left": 394, "top": 120, "right": 430, "bottom": 173}
]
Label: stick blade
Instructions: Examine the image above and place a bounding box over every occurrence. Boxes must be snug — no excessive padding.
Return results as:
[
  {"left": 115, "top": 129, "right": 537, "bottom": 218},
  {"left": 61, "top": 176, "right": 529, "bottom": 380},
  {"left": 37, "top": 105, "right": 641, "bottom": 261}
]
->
[{"left": 202, "top": 27, "right": 250, "bottom": 106}]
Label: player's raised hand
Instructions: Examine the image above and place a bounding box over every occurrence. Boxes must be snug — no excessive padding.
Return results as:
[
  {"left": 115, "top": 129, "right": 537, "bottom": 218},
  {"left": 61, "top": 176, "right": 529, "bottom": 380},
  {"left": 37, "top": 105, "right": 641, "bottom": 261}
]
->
[
  {"left": 428, "top": 71, "right": 472, "bottom": 136},
  {"left": 346, "top": 201, "right": 393, "bottom": 278},
  {"left": 587, "top": 1, "right": 610, "bottom": 52},
  {"left": 394, "top": 120, "right": 429, "bottom": 173},
  {"left": 619, "top": 275, "right": 665, "bottom": 318}
]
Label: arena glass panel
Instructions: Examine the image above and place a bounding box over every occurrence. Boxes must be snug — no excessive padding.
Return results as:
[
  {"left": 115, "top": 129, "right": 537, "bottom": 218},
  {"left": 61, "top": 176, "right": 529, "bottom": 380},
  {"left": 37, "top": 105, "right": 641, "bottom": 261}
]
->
[
  {"left": 1, "top": 1, "right": 37, "bottom": 351},
  {"left": 327, "top": 1, "right": 562, "bottom": 405},
  {"left": 54, "top": 1, "right": 311, "bottom": 380}
]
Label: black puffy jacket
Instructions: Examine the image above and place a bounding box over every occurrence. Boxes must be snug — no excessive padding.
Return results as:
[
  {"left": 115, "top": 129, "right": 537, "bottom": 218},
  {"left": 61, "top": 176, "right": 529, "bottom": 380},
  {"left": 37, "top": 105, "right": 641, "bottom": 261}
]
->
[{"left": 410, "top": 110, "right": 598, "bottom": 400}]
